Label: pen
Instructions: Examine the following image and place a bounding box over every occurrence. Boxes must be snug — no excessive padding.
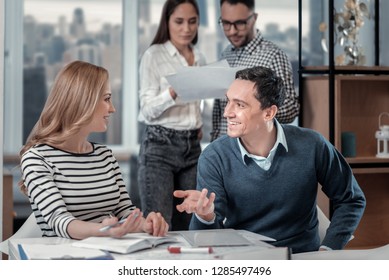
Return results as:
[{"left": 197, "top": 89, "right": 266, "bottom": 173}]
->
[
  {"left": 99, "top": 213, "right": 139, "bottom": 232},
  {"left": 167, "top": 246, "right": 213, "bottom": 254}
]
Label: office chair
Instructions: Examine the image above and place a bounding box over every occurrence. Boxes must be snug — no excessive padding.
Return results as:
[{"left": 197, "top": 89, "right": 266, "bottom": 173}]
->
[
  {"left": 316, "top": 205, "right": 354, "bottom": 244},
  {"left": 0, "top": 213, "right": 41, "bottom": 255},
  {"left": 317, "top": 205, "right": 330, "bottom": 243}
]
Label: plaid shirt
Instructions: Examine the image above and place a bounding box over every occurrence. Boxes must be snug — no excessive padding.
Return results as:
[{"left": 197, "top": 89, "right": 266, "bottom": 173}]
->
[{"left": 211, "top": 31, "right": 299, "bottom": 141}]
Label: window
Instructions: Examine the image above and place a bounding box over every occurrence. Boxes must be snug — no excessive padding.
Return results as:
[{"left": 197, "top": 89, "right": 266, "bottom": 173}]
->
[
  {"left": 24, "top": 0, "right": 123, "bottom": 144},
  {"left": 4, "top": 0, "right": 310, "bottom": 155},
  {"left": 3, "top": 0, "right": 311, "bottom": 220},
  {"left": 4, "top": 0, "right": 129, "bottom": 156}
]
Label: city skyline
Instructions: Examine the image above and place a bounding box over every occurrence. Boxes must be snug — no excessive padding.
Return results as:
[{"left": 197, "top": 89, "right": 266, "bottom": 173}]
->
[{"left": 25, "top": 0, "right": 308, "bottom": 34}]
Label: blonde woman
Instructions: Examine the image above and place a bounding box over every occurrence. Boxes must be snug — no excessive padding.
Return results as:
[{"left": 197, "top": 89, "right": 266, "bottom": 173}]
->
[{"left": 20, "top": 61, "right": 168, "bottom": 240}]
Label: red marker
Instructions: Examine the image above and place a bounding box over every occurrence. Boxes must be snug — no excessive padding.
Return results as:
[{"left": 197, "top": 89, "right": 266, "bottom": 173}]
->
[{"left": 167, "top": 246, "right": 213, "bottom": 254}]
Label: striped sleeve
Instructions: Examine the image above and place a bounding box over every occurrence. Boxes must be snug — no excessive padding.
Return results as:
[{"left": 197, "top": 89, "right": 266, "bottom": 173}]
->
[{"left": 21, "top": 150, "right": 76, "bottom": 238}]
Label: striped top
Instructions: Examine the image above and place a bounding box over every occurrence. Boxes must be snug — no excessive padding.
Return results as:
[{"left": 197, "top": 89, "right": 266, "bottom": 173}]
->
[{"left": 20, "top": 143, "right": 135, "bottom": 238}]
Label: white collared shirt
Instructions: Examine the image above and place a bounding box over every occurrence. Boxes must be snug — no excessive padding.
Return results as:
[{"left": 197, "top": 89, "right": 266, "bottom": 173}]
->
[
  {"left": 138, "top": 40, "right": 206, "bottom": 130},
  {"left": 237, "top": 119, "right": 288, "bottom": 170}
]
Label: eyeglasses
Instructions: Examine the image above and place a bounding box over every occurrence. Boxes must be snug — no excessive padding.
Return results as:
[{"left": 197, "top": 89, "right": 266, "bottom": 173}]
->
[{"left": 218, "top": 14, "right": 256, "bottom": 31}]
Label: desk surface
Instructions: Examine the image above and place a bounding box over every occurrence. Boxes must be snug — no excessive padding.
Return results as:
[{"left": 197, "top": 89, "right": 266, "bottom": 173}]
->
[
  {"left": 292, "top": 245, "right": 389, "bottom": 260},
  {"left": 9, "top": 230, "right": 389, "bottom": 260},
  {"left": 9, "top": 229, "right": 282, "bottom": 260}
]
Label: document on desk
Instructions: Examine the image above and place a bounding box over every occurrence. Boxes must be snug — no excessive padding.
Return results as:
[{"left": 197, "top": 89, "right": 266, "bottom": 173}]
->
[
  {"left": 72, "top": 233, "right": 177, "bottom": 254},
  {"left": 165, "top": 60, "right": 245, "bottom": 102},
  {"left": 17, "top": 243, "right": 113, "bottom": 260},
  {"left": 180, "top": 229, "right": 257, "bottom": 247}
]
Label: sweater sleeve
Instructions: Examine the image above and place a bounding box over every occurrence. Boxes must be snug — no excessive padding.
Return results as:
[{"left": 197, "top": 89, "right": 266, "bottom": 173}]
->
[
  {"left": 21, "top": 151, "right": 76, "bottom": 238},
  {"left": 316, "top": 135, "right": 366, "bottom": 249},
  {"left": 189, "top": 146, "right": 227, "bottom": 230}
]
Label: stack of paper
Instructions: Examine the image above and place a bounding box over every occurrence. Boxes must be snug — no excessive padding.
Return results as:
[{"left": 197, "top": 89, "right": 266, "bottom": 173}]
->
[{"left": 165, "top": 60, "right": 245, "bottom": 102}]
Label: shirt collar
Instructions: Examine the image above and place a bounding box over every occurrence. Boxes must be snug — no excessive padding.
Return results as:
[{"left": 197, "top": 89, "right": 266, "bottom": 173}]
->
[
  {"left": 237, "top": 119, "right": 288, "bottom": 165},
  {"left": 164, "top": 40, "right": 179, "bottom": 57},
  {"left": 164, "top": 40, "right": 200, "bottom": 63}
]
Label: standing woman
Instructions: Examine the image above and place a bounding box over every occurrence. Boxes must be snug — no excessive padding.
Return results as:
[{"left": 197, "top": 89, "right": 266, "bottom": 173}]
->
[
  {"left": 138, "top": 0, "right": 205, "bottom": 230},
  {"left": 20, "top": 61, "right": 168, "bottom": 239}
]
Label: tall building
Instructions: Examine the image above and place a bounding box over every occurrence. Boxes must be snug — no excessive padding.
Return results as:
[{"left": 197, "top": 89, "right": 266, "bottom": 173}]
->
[
  {"left": 24, "top": 15, "right": 38, "bottom": 65},
  {"left": 70, "top": 8, "right": 86, "bottom": 38},
  {"left": 23, "top": 66, "right": 47, "bottom": 143}
]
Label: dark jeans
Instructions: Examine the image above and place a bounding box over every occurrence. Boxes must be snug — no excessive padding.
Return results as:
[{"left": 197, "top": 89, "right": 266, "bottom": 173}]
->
[{"left": 138, "top": 125, "right": 201, "bottom": 231}]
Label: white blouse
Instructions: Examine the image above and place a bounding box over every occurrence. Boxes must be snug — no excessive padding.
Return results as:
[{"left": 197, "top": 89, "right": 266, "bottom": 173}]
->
[{"left": 138, "top": 40, "right": 206, "bottom": 130}]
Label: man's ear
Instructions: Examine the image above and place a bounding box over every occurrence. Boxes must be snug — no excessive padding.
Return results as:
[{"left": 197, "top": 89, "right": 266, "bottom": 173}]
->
[{"left": 264, "top": 105, "right": 278, "bottom": 121}]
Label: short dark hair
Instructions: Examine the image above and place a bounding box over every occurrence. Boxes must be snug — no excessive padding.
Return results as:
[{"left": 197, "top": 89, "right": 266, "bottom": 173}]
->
[
  {"left": 235, "top": 66, "right": 285, "bottom": 109},
  {"left": 151, "top": 0, "right": 200, "bottom": 46},
  {"left": 220, "top": 0, "right": 255, "bottom": 10}
]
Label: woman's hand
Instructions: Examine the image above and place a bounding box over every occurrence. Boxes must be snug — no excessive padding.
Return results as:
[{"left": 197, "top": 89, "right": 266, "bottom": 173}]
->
[
  {"left": 169, "top": 87, "right": 177, "bottom": 100},
  {"left": 102, "top": 209, "right": 143, "bottom": 238},
  {"left": 197, "top": 128, "right": 203, "bottom": 140}
]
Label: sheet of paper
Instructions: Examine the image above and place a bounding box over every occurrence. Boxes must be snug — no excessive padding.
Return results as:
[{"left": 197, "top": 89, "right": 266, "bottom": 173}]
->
[
  {"left": 236, "top": 229, "right": 276, "bottom": 242},
  {"left": 18, "top": 243, "right": 111, "bottom": 260},
  {"left": 179, "top": 229, "right": 255, "bottom": 247},
  {"left": 165, "top": 61, "right": 245, "bottom": 102}
]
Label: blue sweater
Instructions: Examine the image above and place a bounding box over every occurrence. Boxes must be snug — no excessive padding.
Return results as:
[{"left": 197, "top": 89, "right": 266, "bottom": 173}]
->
[{"left": 190, "top": 125, "right": 366, "bottom": 253}]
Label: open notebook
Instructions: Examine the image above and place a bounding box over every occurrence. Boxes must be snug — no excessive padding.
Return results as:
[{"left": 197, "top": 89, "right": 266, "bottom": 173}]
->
[{"left": 72, "top": 233, "right": 177, "bottom": 254}]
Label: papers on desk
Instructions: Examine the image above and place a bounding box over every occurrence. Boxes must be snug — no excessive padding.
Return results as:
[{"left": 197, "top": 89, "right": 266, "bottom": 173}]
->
[
  {"left": 17, "top": 243, "right": 113, "bottom": 260},
  {"left": 179, "top": 228, "right": 266, "bottom": 247},
  {"left": 165, "top": 60, "right": 245, "bottom": 102},
  {"left": 72, "top": 233, "right": 177, "bottom": 254}
]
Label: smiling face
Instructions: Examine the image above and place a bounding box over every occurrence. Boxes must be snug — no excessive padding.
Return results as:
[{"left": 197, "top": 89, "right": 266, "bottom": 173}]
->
[
  {"left": 168, "top": 3, "right": 199, "bottom": 50},
  {"left": 223, "top": 79, "right": 267, "bottom": 140},
  {"left": 86, "top": 84, "right": 116, "bottom": 133},
  {"left": 220, "top": 2, "right": 257, "bottom": 48}
]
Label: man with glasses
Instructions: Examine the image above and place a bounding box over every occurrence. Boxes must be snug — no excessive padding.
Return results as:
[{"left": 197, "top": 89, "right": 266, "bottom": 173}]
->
[{"left": 211, "top": 0, "right": 300, "bottom": 141}]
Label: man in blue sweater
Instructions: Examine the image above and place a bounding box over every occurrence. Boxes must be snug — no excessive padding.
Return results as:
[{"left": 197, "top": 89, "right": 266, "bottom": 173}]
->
[{"left": 174, "top": 66, "right": 366, "bottom": 253}]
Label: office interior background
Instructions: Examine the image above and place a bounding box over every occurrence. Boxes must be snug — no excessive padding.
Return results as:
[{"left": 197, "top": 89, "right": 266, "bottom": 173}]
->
[{"left": 1, "top": 0, "right": 389, "bottom": 238}]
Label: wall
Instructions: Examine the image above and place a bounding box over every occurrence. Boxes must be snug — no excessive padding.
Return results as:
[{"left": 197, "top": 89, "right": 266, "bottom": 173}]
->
[{"left": 1, "top": 0, "right": 5, "bottom": 241}]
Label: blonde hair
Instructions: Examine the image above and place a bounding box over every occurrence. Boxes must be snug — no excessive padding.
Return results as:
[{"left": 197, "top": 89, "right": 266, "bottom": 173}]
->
[{"left": 19, "top": 60, "right": 109, "bottom": 193}]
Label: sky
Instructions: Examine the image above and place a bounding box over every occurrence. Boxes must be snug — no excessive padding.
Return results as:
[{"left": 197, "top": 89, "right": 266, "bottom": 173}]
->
[
  {"left": 24, "top": 0, "right": 122, "bottom": 31},
  {"left": 24, "top": 0, "right": 307, "bottom": 33}
]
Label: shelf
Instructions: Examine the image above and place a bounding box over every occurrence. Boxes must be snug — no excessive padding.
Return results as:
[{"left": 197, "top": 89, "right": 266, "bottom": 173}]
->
[
  {"left": 303, "top": 75, "right": 389, "bottom": 159},
  {"left": 334, "top": 76, "right": 389, "bottom": 157},
  {"left": 346, "top": 157, "right": 389, "bottom": 164},
  {"left": 299, "top": 0, "right": 389, "bottom": 249},
  {"left": 351, "top": 167, "right": 389, "bottom": 174},
  {"left": 300, "top": 66, "right": 389, "bottom": 75}
]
